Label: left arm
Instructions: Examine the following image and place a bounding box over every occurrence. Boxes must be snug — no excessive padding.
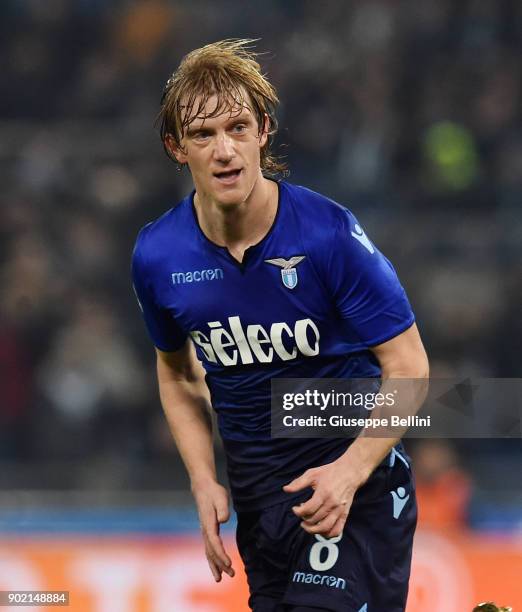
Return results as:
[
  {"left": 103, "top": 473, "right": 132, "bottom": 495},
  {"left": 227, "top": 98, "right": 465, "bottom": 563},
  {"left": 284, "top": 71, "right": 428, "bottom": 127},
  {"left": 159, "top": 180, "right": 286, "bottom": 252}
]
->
[{"left": 283, "top": 323, "right": 429, "bottom": 537}]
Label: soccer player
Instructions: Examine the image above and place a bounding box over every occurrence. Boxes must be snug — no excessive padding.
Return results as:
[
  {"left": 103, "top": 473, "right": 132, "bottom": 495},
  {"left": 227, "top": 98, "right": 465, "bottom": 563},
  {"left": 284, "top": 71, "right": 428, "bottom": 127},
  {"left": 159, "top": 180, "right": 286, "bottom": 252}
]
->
[{"left": 132, "top": 40, "right": 429, "bottom": 612}]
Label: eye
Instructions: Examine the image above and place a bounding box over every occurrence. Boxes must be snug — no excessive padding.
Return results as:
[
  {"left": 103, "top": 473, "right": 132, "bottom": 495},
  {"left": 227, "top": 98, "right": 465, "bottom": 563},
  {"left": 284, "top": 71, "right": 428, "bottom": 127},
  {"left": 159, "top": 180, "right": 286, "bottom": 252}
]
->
[
  {"left": 193, "top": 130, "right": 210, "bottom": 141},
  {"left": 231, "top": 123, "right": 247, "bottom": 133}
]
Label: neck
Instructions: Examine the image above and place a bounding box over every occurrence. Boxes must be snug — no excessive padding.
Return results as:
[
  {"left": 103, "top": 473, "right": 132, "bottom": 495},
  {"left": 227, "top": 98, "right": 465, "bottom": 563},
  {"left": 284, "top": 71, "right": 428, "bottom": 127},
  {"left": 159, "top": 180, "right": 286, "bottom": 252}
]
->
[{"left": 194, "top": 173, "right": 278, "bottom": 260}]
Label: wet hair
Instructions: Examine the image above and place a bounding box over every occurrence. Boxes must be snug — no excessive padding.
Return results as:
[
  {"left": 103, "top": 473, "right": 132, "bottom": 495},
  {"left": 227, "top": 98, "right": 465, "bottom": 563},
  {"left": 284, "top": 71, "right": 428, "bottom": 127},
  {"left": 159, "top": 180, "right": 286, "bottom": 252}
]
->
[{"left": 157, "top": 39, "right": 286, "bottom": 175}]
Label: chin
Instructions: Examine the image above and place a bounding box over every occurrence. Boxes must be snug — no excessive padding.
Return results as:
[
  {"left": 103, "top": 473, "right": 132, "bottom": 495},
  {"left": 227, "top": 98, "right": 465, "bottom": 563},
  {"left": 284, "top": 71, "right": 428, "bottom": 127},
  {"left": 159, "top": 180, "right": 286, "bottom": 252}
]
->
[
  {"left": 215, "top": 194, "right": 248, "bottom": 208},
  {"left": 214, "top": 184, "right": 252, "bottom": 207}
]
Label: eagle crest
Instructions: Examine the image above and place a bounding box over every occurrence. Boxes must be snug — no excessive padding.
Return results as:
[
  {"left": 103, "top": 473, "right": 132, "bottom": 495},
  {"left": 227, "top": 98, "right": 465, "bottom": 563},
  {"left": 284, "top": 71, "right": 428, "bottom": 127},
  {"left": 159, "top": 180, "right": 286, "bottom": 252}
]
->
[{"left": 264, "top": 256, "right": 306, "bottom": 270}]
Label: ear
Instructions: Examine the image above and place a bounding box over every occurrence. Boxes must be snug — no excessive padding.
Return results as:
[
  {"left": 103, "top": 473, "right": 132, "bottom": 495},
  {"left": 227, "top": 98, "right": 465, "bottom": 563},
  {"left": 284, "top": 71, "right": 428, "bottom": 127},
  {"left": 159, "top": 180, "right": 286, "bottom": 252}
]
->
[
  {"left": 259, "top": 113, "right": 270, "bottom": 148},
  {"left": 165, "top": 133, "right": 187, "bottom": 164}
]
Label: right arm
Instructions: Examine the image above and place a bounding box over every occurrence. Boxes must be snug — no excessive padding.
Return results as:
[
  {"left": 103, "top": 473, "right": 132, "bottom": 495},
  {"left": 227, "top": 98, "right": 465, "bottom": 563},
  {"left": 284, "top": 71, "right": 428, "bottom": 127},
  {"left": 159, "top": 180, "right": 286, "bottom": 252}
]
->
[{"left": 156, "top": 341, "right": 235, "bottom": 581}]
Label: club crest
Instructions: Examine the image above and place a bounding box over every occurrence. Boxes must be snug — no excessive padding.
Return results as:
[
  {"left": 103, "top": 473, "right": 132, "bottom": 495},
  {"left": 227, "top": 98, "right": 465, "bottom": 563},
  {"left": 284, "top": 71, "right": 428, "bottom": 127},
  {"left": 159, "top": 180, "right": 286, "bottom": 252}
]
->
[{"left": 264, "top": 256, "right": 306, "bottom": 290}]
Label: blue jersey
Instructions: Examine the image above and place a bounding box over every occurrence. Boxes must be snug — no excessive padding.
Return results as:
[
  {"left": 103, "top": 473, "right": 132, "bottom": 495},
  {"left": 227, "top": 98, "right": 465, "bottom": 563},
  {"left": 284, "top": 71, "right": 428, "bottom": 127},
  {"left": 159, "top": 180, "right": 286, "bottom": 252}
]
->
[{"left": 132, "top": 181, "right": 415, "bottom": 510}]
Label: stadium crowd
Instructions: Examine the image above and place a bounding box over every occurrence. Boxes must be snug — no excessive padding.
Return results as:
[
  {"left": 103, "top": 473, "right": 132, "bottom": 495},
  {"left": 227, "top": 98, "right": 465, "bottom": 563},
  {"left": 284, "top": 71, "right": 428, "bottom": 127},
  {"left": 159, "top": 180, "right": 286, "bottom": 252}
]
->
[{"left": 0, "top": 1, "right": 520, "bottom": 508}]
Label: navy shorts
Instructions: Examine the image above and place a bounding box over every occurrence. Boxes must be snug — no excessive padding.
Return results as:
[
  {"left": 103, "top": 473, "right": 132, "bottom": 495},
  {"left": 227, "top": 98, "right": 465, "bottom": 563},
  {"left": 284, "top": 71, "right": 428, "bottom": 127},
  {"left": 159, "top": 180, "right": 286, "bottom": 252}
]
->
[{"left": 236, "top": 449, "right": 417, "bottom": 612}]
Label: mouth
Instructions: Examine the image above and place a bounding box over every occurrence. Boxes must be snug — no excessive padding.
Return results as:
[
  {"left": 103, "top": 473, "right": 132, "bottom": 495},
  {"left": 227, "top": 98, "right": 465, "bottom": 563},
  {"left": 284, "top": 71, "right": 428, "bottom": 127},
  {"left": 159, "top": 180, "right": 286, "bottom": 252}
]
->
[{"left": 213, "top": 168, "right": 242, "bottom": 185}]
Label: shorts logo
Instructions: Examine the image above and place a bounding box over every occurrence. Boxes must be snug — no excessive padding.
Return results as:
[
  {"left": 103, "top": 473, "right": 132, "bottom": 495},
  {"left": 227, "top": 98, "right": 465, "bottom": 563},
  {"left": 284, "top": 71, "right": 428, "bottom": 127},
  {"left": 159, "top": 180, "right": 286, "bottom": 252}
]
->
[
  {"left": 309, "top": 534, "right": 342, "bottom": 572},
  {"left": 390, "top": 486, "right": 410, "bottom": 519},
  {"left": 171, "top": 268, "right": 224, "bottom": 284},
  {"left": 264, "top": 256, "right": 306, "bottom": 289},
  {"left": 358, "top": 604, "right": 368, "bottom": 612},
  {"left": 292, "top": 571, "right": 346, "bottom": 590},
  {"left": 292, "top": 534, "right": 346, "bottom": 591}
]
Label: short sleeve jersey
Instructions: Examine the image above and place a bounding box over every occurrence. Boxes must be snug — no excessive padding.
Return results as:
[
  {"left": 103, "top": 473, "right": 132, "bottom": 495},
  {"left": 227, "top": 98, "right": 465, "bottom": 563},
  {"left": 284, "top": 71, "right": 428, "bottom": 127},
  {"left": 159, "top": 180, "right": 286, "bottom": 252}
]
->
[{"left": 132, "top": 181, "right": 415, "bottom": 510}]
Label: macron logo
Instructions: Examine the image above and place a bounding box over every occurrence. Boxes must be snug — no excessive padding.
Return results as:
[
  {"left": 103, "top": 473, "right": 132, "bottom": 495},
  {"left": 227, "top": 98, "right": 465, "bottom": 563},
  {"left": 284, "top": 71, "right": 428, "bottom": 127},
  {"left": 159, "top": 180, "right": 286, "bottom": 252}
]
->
[
  {"left": 390, "top": 486, "right": 410, "bottom": 519},
  {"left": 172, "top": 268, "right": 224, "bottom": 285},
  {"left": 292, "top": 571, "right": 346, "bottom": 590},
  {"left": 351, "top": 224, "right": 374, "bottom": 254}
]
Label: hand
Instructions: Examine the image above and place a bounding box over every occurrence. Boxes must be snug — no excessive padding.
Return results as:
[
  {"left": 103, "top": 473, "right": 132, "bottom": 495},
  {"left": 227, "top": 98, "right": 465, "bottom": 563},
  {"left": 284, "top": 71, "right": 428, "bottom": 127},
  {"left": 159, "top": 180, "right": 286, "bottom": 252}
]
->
[
  {"left": 283, "top": 459, "right": 367, "bottom": 538},
  {"left": 192, "top": 480, "right": 235, "bottom": 582}
]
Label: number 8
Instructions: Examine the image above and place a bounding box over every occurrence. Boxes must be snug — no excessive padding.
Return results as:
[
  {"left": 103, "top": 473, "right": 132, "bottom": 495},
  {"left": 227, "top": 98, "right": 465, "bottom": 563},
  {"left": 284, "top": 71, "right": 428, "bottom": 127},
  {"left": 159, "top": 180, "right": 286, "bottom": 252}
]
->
[{"left": 309, "top": 534, "right": 342, "bottom": 571}]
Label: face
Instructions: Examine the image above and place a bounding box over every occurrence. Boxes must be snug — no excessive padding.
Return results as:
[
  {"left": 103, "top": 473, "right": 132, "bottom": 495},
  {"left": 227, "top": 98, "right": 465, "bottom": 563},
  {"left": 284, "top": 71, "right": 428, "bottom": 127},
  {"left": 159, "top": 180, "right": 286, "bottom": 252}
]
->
[{"left": 168, "top": 94, "right": 268, "bottom": 207}]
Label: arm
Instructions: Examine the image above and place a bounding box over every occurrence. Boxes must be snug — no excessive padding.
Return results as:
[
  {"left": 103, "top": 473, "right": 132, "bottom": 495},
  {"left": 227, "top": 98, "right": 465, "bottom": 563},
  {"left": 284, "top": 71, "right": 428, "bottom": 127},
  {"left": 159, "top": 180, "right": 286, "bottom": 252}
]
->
[
  {"left": 283, "top": 323, "right": 429, "bottom": 537},
  {"left": 156, "top": 341, "right": 235, "bottom": 581}
]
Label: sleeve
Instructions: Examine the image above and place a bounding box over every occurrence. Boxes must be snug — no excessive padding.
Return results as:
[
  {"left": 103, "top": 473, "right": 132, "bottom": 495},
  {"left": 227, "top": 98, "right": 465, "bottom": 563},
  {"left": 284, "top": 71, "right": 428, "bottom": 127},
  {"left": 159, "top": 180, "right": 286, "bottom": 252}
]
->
[
  {"left": 131, "top": 231, "right": 188, "bottom": 352},
  {"left": 328, "top": 209, "right": 415, "bottom": 347}
]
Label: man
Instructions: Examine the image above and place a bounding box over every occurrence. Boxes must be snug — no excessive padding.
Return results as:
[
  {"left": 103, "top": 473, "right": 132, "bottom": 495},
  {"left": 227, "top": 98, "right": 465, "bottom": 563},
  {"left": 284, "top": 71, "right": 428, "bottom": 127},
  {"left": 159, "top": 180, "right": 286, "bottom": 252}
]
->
[{"left": 132, "top": 39, "right": 429, "bottom": 612}]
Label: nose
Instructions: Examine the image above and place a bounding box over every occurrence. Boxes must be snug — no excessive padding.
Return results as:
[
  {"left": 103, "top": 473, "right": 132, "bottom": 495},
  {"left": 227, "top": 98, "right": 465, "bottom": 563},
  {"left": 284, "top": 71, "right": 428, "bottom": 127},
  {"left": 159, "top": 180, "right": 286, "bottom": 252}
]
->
[{"left": 214, "top": 132, "right": 235, "bottom": 163}]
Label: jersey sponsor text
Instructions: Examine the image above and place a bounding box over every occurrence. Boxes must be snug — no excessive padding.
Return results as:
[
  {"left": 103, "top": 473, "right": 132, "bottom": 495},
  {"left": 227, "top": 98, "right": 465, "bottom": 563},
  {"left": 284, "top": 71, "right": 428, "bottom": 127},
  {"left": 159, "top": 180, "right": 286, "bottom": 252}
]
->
[{"left": 190, "top": 316, "right": 320, "bottom": 366}]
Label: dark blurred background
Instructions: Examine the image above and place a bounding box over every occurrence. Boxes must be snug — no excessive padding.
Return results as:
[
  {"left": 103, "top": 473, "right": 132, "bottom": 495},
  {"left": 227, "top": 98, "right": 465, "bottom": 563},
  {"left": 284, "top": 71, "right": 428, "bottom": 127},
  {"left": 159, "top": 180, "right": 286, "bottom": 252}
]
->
[{"left": 0, "top": 0, "right": 520, "bottom": 526}]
